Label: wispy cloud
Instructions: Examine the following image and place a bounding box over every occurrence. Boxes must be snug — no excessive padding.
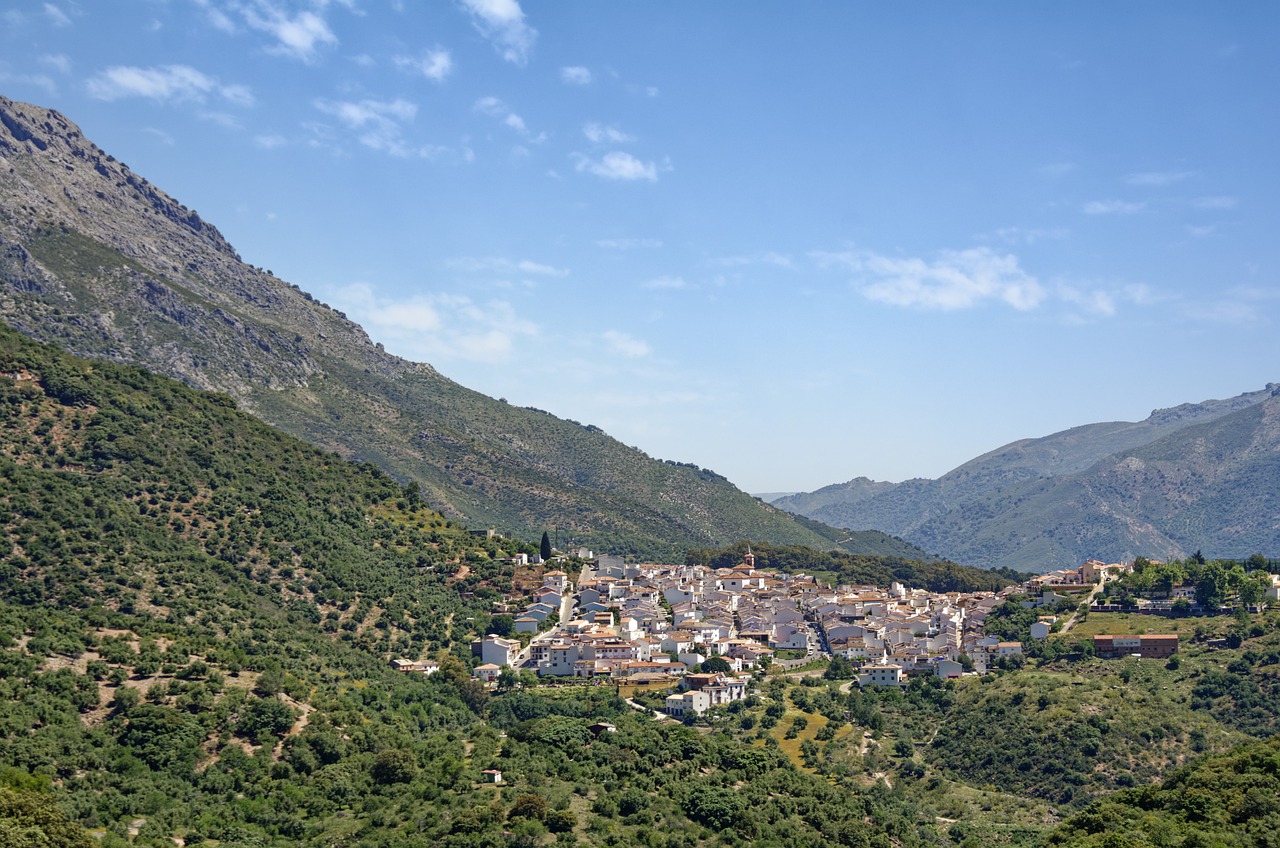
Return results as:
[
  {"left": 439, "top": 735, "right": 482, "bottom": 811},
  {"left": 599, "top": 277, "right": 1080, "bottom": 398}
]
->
[
  {"left": 572, "top": 151, "right": 658, "bottom": 182},
  {"left": 86, "top": 64, "right": 253, "bottom": 106},
  {"left": 1082, "top": 199, "right": 1145, "bottom": 215},
  {"left": 39, "top": 53, "right": 71, "bottom": 74},
  {"left": 1186, "top": 224, "right": 1216, "bottom": 238},
  {"left": 473, "top": 96, "right": 539, "bottom": 139},
  {"left": 254, "top": 134, "right": 287, "bottom": 150},
  {"left": 1125, "top": 170, "right": 1192, "bottom": 186},
  {"left": 395, "top": 48, "right": 453, "bottom": 83},
  {"left": 196, "top": 0, "right": 237, "bottom": 34},
  {"left": 242, "top": 2, "right": 337, "bottom": 62},
  {"left": 313, "top": 97, "right": 443, "bottom": 158},
  {"left": 448, "top": 256, "right": 568, "bottom": 277},
  {"left": 602, "top": 330, "right": 651, "bottom": 358},
  {"left": 714, "top": 252, "right": 794, "bottom": 269},
  {"left": 989, "top": 226, "right": 1069, "bottom": 245},
  {"left": 597, "top": 238, "right": 662, "bottom": 250},
  {"left": 1193, "top": 195, "right": 1238, "bottom": 210},
  {"left": 334, "top": 282, "right": 539, "bottom": 364},
  {"left": 583, "top": 122, "right": 633, "bottom": 144},
  {"left": 0, "top": 71, "right": 57, "bottom": 94},
  {"left": 459, "top": 0, "right": 537, "bottom": 66},
  {"left": 1057, "top": 284, "right": 1117, "bottom": 317},
  {"left": 814, "top": 247, "right": 1046, "bottom": 312},
  {"left": 642, "top": 275, "right": 686, "bottom": 289},
  {"left": 42, "top": 3, "right": 71, "bottom": 27},
  {"left": 560, "top": 66, "right": 591, "bottom": 85}
]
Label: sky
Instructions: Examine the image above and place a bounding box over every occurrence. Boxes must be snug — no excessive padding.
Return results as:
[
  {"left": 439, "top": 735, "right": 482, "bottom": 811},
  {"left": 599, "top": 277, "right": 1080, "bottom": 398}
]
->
[{"left": 2, "top": 2, "right": 1277, "bottom": 495}]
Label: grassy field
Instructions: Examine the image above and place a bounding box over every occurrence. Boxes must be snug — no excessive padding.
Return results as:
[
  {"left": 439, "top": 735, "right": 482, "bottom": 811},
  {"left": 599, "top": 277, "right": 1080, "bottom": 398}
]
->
[{"left": 1061, "top": 612, "right": 1237, "bottom": 639}]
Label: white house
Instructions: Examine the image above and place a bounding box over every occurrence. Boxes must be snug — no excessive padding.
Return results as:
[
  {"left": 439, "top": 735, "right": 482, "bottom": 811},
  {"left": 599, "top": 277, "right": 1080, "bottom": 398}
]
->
[{"left": 859, "top": 665, "right": 904, "bottom": 688}]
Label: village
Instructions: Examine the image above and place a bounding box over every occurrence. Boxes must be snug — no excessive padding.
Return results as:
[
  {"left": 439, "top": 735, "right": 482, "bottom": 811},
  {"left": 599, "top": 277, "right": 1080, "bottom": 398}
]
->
[{"left": 385, "top": 550, "right": 1214, "bottom": 719}]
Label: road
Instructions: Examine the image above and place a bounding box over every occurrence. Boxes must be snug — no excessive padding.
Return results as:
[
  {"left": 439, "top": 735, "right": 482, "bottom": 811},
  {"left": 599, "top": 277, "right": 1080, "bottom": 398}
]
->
[{"left": 1058, "top": 575, "right": 1110, "bottom": 635}]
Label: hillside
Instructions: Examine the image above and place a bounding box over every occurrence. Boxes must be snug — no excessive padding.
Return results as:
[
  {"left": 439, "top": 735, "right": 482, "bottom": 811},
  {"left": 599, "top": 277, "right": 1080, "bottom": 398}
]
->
[
  {"left": 7, "top": 324, "right": 1280, "bottom": 847},
  {"left": 0, "top": 93, "right": 848, "bottom": 563},
  {"left": 0, "top": 322, "right": 953, "bottom": 848},
  {"left": 775, "top": 386, "right": 1280, "bottom": 571},
  {"left": 1044, "top": 734, "right": 1280, "bottom": 847}
]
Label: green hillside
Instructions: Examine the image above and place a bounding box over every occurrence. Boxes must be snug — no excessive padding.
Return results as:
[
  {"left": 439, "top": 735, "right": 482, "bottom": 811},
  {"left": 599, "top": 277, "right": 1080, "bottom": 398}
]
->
[
  {"left": 0, "top": 93, "right": 851, "bottom": 563},
  {"left": 1045, "top": 734, "right": 1280, "bottom": 847},
  {"left": 0, "top": 325, "right": 949, "bottom": 847}
]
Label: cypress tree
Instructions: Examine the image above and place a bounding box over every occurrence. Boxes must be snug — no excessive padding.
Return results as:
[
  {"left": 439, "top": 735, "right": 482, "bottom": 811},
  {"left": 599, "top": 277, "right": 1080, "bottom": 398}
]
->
[{"left": 540, "top": 531, "right": 552, "bottom": 561}]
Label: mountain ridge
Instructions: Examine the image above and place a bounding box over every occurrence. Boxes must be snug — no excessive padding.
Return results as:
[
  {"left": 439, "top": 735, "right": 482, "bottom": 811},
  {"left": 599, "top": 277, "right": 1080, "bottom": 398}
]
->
[
  {"left": 775, "top": 385, "right": 1280, "bottom": 570},
  {"left": 0, "top": 92, "right": 852, "bottom": 562}
]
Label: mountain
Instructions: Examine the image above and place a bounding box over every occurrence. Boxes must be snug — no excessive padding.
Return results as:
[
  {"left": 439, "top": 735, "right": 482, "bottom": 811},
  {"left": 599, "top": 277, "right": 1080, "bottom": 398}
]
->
[
  {"left": 0, "top": 93, "right": 851, "bottom": 562},
  {"left": 774, "top": 386, "right": 1280, "bottom": 571}
]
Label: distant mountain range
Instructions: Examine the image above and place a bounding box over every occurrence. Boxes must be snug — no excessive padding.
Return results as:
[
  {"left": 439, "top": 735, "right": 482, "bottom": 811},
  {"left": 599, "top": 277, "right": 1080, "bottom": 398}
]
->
[
  {"left": 0, "top": 93, "right": 911, "bottom": 563},
  {"left": 773, "top": 385, "right": 1280, "bottom": 571}
]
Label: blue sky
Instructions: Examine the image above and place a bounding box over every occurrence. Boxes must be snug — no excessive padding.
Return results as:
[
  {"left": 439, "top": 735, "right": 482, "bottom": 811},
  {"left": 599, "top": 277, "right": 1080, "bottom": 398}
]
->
[{"left": 2, "top": 2, "right": 1277, "bottom": 494}]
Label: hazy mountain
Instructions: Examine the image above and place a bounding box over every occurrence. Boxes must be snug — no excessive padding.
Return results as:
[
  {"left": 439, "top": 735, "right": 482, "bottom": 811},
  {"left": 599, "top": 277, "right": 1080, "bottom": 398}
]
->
[
  {"left": 775, "top": 386, "right": 1280, "bottom": 571},
  {"left": 0, "top": 93, "right": 854, "bottom": 562}
]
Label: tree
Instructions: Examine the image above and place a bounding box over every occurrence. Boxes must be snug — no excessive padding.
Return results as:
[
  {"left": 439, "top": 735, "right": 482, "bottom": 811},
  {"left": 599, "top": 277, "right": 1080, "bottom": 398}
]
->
[
  {"left": 700, "top": 656, "right": 731, "bottom": 674},
  {"left": 540, "top": 531, "right": 552, "bottom": 561},
  {"left": 236, "top": 697, "right": 297, "bottom": 744},
  {"left": 1239, "top": 572, "right": 1270, "bottom": 609},
  {"left": 508, "top": 794, "right": 548, "bottom": 822},
  {"left": 372, "top": 749, "right": 418, "bottom": 785},
  {"left": 0, "top": 786, "right": 94, "bottom": 848},
  {"left": 497, "top": 666, "right": 519, "bottom": 691},
  {"left": 1196, "top": 562, "right": 1227, "bottom": 610}
]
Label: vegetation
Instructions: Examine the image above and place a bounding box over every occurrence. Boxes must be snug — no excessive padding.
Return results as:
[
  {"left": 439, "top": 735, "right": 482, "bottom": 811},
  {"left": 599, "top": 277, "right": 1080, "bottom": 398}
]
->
[
  {"left": 5, "top": 325, "right": 1280, "bottom": 846},
  {"left": 685, "top": 541, "right": 1028, "bottom": 593},
  {"left": 1045, "top": 734, "right": 1280, "bottom": 847},
  {"left": 0, "top": 326, "right": 946, "bottom": 847}
]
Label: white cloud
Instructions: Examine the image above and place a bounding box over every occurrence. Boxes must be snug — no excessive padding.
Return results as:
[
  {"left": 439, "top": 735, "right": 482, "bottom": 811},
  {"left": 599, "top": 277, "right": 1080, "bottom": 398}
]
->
[
  {"left": 313, "top": 97, "right": 439, "bottom": 157},
  {"left": 448, "top": 256, "right": 568, "bottom": 277},
  {"left": 597, "top": 238, "right": 662, "bottom": 250},
  {"left": 86, "top": 65, "right": 254, "bottom": 106},
  {"left": 1186, "top": 224, "right": 1216, "bottom": 238},
  {"left": 0, "top": 72, "right": 57, "bottom": 94},
  {"left": 39, "top": 53, "right": 71, "bottom": 74},
  {"left": 815, "top": 247, "right": 1046, "bottom": 312},
  {"left": 560, "top": 66, "right": 591, "bottom": 85},
  {"left": 715, "top": 252, "right": 794, "bottom": 269},
  {"left": 395, "top": 48, "right": 453, "bottom": 82},
  {"left": 199, "top": 110, "right": 243, "bottom": 129},
  {"left": 43, "top": 3, "right": 71, "bottom": 27},
  {"left": 1194, "top": 195, "right": 1238, "bottom": 210},
  {"left": 459, "top": 0, "right": 537, "bottom": 66},
  {"left": 473, "top": 96, "right": 538, "bottom": 138},
  {"left": 572, "top": 151, "right": 658, "bottom": 182},
  {"left": 1188, "top": 298, "right": 1265, "bottom": 326},
  {"left": 1125, "top": 170, "right": 1192, "bottom": 186},
  {"left": 1057, "top": 285, "right": 1116, "bottom": 317},
  {"left": 642, "top": 276, "right": 686, "bottom": 290},
  {"left": 1082, "top": 199, "right": 1145, "bottom": 215},
  {"left": 242, "top": 3, "right": 337, "bottom": 62},
  {"left": 254, "top": 133, "right": 287, "bottom": 149},
  {"left": 334, "top": 282, "right": 539, "bottom": 364},
  {"left": 584, "top": 122, "right": 632, "bottom": 144},
  {"left": 989, "top": 226, "right": 1069, "bottom": 245},
  {"left": 602, "top": 329, "right": 651, "bottom": 358}
]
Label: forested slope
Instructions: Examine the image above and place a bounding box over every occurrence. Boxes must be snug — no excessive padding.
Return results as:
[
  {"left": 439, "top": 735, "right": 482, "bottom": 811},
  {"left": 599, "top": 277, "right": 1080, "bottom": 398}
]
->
[
  {"left": 0, "top": 324, "right": 944, "bottom": 847},
  {"left": 0, "top": 93, "right": 850, "bottom": 563}
]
